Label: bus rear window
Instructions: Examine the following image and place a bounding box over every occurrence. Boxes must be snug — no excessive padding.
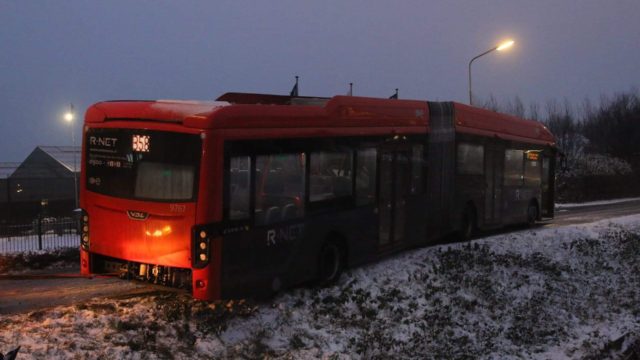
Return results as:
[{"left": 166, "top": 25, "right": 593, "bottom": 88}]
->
[{"left": 85, "top": 128, "right": 201, "bottom": 202}]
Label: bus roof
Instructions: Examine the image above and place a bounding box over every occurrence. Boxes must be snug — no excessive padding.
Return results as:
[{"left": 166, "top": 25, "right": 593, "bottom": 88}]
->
[
  {"left": 85, "top": 94, "right": 555, "bottom": 146},
  {"left": 85, "top": 96, "right": 429, "bottom": 129},
  {"left": 452, "top": 102, "right": 555, "bottom": 146}
]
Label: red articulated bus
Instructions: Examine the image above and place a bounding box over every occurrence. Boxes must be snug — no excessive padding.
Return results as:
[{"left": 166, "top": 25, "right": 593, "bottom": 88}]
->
[{"left": 79, "top": 93, "right": 556, "bottom": 300}]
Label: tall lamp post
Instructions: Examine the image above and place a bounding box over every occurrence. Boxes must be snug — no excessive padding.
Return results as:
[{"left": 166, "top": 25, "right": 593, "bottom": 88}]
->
[
  {"left": 64, "top": 104, "right": 78, "bottom": 209},
  {"left": 468, "top": 39, "right": 514, "bottom": 105}
]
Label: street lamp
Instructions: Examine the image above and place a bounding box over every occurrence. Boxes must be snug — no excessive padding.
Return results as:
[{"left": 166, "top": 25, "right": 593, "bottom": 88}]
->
[
  {"left": 64, "top": 104, "right": 78, "bottom": 209},
  {"left": 468, "top": 39, "right": 514, "bottom": 105}
]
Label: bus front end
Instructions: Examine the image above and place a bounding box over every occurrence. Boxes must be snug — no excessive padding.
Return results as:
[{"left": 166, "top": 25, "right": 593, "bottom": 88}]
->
[{"left": 80, "top": 124, "right": 218, "bottom": 300}]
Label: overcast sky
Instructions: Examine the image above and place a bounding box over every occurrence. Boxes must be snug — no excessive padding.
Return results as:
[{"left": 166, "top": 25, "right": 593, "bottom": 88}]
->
[{"left": 1, "top": 0, "right": 639, "bottom": 161}]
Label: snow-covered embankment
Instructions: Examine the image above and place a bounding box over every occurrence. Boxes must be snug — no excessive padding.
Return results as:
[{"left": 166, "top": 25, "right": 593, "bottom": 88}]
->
[{"left": 1, "top": 215, "right": 640, "bottom": 359}]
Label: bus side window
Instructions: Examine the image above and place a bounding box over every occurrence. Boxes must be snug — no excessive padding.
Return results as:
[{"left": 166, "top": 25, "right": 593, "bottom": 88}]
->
[
  {"left": 229, "top": 156, "right": 251, "bottom": 220},
  {"left": 356, "top": 148, "right": 377, "bottom": 205},
  {"left": 504, "top": 149, "right": 524, "bottom": 186},
  {"left": 255, "top": 153, "right": 305, "bottom": 225},
  {"left": 310, "top": 151, "right": 353, "bottom": 202},
  {"left": 457, "top": 143, "right": 484, "bottom": 175}
]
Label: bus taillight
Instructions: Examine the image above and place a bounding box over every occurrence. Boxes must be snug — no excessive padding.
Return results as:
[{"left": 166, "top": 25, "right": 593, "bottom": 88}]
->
[
  {"left": 193, "top": 227, "right": 211, "bottom": 268},
  {"left": 80, "top": 210, "right": 90, "bottom": 250}
]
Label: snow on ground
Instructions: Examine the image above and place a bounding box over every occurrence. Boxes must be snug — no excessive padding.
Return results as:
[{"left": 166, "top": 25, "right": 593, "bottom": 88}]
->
[
  {"left": 2, "top": 216, "right": 640, "bottom": 359},
  {"left": 0, "top": 248, "right": 79, "bottom": 274},
  {"left": 556, "top": 196, "right": 640, "bottom": 209}
]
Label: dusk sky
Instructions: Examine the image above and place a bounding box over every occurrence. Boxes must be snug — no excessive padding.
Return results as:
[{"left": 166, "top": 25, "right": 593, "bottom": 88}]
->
[{"left": 1, "top": 1, "right": 639, "bottom": 162}]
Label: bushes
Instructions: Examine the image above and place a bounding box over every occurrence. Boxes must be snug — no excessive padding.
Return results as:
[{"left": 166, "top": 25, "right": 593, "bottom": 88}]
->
[{"left": 557, "top": 173, "right": 640, "bottom": 203}]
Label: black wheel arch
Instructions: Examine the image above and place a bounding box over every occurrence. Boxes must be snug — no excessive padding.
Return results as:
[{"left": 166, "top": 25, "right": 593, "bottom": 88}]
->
[
  {"left": 323, "top": 230, "right": 349, "bottom": 267},
  {"left": 316, "top": 230, "right": 349, "bottom": 285}
]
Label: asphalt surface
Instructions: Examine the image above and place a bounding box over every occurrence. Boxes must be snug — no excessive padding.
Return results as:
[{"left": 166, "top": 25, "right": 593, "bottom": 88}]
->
[
  {"left": 551, "top": 198, "right": 640, "bottom": 226},
  {"left": 1, "top": 198, "right": 640, "bottom": 316},
  {"left": 0, "top": 270, "right": 176, "bottom": 315}
]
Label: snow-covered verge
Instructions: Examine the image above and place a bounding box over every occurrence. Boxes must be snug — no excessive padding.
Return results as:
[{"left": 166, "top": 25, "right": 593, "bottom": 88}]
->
[
  {"left": 2, "top": 216, "right": 640, "bottom": 359},
  {"left": 0, "top": 247, "right": 78, "bottom": 274}
]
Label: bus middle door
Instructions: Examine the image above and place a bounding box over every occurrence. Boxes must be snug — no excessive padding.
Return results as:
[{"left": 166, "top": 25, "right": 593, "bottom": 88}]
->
[{"left": 378, "top": 145, "right": 411, "bottom": 249}]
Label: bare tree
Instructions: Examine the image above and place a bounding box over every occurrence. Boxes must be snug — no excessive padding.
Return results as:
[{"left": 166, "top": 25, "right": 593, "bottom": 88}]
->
[
  {"left": 480, "top": 94, "right": 500, "bottom": 112},
  {"left": 543, "top": 99, "right": 584, "bottom": 170},
  {"left": 528, "top": 102, "right": 541, "bottom": 122},
  {"left": 503, "top": 95, "right": 526, "bottom": 118},
  {"left": 582, "top": 90, "right": 640, "bottom": 169}
]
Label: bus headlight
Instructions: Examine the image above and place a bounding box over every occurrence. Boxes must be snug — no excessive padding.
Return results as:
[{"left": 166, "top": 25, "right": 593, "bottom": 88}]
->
[
  {"left": 193, "top": 226, "right": 211, "bottom": 268},
  {"left": 80, "top": 209, "right": 90, "bottom": 250}
]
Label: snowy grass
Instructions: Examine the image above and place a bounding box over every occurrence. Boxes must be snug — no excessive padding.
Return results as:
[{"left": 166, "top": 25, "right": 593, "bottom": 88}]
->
[
  {"left": 0, "top": 247, "right": 79, "bottom": 274},
  {"left": 1, "top": 215, "right": 640, "bottom": 359}
]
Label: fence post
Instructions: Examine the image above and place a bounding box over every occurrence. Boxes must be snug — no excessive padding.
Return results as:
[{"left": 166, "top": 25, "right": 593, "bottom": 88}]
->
[{"left": 37, "top": 214, "right": 43, "bottom": 250}]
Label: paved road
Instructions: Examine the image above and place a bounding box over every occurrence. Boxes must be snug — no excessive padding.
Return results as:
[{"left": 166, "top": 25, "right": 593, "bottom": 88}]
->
[
  {"left": 0, "top": 269, "right": 176, "bottom": 315},
  {"left": 1, "top": 199, "right": 640, "bottom": 316},
  {"left": 551, "top": 198, "right": 640, "bottom": 226}
]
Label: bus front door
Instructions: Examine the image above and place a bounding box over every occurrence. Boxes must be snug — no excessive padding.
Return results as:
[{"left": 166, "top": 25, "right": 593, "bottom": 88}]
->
[
  {"left": 541, "top": 155, "right": 554, "bottom": 217},
  {"left": 378, "top": 147, "right": 411, "bottom": 248}
]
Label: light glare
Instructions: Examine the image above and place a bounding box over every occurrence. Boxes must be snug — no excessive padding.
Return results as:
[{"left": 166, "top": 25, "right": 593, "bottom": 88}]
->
[
  {"left": 64, "top": 112, "right": 74, "bottom": 122},
  {"left": 496, "top": 40, "right": 515, "bottom": 51}
]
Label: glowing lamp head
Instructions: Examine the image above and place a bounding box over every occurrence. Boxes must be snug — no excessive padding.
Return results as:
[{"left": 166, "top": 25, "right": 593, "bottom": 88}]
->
[
  {"left": 496, "top": 40, "right": 515, "bottom": 51},
  {"left": 64, "top": 112, "right": 74, "bottom": 123},
  {"left": 199, "top": 253, "right": 207, "bottom": 261}
]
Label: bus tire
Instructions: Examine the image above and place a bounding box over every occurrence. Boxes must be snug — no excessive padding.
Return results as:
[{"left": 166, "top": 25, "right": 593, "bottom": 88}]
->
[
  {"left": 458, "top": 205, "right": 476, "bottom": 241},
  {"left": 527, "top": 201, "right": 539, "bottom": 227},
  {"left": 317, "top": 239, "right": 344, "bottom": 286}
]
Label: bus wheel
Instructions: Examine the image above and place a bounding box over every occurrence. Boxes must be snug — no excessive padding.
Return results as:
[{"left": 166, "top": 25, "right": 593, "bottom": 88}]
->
[
  {"left": 318, "top": 240, "right": 344, "bottom": 286},
  {"left": 458, "top": 206, "right": 476, "bottom": 241},
  {"left": 527, "top": 201, "right": 539, "bottom": 226}
]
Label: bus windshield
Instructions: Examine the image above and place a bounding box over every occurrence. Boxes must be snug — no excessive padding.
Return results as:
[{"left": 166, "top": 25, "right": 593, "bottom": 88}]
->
[{"left": 85, "top": 128, "right": 201, "bottom": 202}]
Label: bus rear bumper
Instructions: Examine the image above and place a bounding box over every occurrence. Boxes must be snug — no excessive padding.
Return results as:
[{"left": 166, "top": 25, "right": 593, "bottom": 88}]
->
[
  {"left": 80, "top": 249, "right": 91, "bottom": 275},
  {"left": 79, "top": 251, "right": 221, "bottom": 301},
  {"left": 192, "top": 266, "right": 219, "bottom": 301}
]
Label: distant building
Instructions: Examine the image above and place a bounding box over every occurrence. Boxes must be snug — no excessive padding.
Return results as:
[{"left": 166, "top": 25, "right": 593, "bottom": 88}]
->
[
  {"left": 7, "top": 146, "right": 80, "bottom": 218},
  {"left": 0, "top": 162, "right": 20, "bottom": 203}
]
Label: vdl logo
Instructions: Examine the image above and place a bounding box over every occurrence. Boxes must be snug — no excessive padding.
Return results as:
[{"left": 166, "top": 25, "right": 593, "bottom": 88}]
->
[{"left": 127, "top": 210, "right": 149, "bottom": 221}]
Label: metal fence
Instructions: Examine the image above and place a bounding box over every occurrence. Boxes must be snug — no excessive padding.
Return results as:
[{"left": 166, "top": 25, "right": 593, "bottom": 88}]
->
[{"left": 0, "top": 217, "right": 79, "bottom": 254}]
